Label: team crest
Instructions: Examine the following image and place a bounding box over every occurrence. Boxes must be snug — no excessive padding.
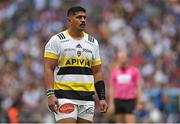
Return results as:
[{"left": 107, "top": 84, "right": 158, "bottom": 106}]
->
[
  {"left": 76, "top": 44, "right": 82, "bottom": 57},
  {"left": 77, "top": 51, "right": 81, "bottom": 57}
]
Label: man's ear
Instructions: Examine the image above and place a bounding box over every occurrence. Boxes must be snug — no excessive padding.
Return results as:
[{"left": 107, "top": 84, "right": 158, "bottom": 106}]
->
[{"left": 67, "top": 16, "right": 72, "bottom": 23}]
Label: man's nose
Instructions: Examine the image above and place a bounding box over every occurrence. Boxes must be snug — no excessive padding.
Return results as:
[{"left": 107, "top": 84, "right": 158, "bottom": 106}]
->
[{"left": 81, "top": 17, "right": 86, "bottom": 22}]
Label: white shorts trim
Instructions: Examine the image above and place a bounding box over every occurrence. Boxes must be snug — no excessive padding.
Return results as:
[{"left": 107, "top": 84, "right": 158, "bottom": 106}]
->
[{"left": 58, "top": 98, "right": 95, "bottom": 106}]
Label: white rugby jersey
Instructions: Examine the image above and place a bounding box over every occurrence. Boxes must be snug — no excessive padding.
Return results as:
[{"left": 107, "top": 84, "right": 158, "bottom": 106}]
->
[{"left": 44, "top": 30, "right": 101, "bottom": 105}]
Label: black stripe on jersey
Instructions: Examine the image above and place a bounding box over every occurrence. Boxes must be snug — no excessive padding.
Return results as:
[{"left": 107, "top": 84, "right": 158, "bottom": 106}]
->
[
  {"left": 92, "top": 35, "right": 94, "bottom": 42},
  {"left": 88, "top": 35, "right": 90, "bottom": 41},
  {"left": 57, "top": 67, "right": 93, "bottom": 75},
  {"left": 57, "top": 34, "right": 62, "bottom": 39},
  {"left": 57, "top": 33, "right": 65, "bottom": 40},
  {"left": 61, "top": 33, "right": 65, "bottom": 39},
  {"left": 55, "top": 89, "right": 94, "bottom": 101},
  {"left": 88, "top": 35, "right": 91, "bottom": 42},
  {"left": 88, "top": 35, "right": 94, "bottom": 43}
]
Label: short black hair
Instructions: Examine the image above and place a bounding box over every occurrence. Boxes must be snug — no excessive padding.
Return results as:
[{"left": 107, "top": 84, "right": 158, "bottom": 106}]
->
[{"left": 67, "top": 6, "right": 86, "bottom": 16}]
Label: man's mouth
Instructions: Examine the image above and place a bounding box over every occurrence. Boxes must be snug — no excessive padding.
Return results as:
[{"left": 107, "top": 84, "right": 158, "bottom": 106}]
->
[{"left": 80, "top": 24, "right": 86, "bottom": 27}]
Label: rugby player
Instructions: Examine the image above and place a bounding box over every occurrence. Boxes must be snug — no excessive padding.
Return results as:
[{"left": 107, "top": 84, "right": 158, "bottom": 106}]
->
[{"left": 44, "top": 6, "right": 108, "bottom": 123}]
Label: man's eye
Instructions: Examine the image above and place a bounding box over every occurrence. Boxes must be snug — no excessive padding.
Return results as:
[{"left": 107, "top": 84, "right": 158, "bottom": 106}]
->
[{"left": 76, "top": 16, "right": 86, "bottom": 19}]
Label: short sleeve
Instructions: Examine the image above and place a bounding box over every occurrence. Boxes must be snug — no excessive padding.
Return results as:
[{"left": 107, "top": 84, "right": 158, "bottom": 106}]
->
[
  {"left": 44, "top": 36, "right": 59, "bottom": 60},
  {"left": 92, "top": 40, "right": 102, "bottom": 66}
]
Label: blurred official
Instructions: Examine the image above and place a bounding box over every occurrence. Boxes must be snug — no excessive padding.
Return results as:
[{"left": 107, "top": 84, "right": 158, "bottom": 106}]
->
[{"left": 109, "top": 52, "right": 143, "bottom": 123}]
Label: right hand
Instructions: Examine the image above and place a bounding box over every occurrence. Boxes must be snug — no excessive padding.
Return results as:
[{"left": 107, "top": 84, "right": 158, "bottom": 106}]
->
[
  {"left": 99, "top": 100, "right": 108, "bottom": 113},
  {"left": 48, "top": 95, "right": 59, "bottom": 114}
]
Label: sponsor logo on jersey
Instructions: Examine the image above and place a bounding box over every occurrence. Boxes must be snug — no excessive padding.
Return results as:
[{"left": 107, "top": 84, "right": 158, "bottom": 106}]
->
[
  {"left": 64, "top": 48, "right": 76, "bottom": 51},
  {"left": 57, "top": 33, "right": 66, "bottom": 40},
  {"left": 76, "top": 44, "right": 82, "bottom": 48},
  {"left": 64, "top": 58, "right": 91, "bottom": 67},
  {"left": 59, "top": 103, "right": 75, "bottom": 114},
  {"left": 79, "top": 105, "right": 94, "bottom": 114},
  {"left": 85, "top": 107, "right": 94, "bottom": 114},
  {"left": 82, "top": 48, "right": 92, "bottom": 53},
  {"left": 117, "top": 74, "right": 132, "bottom": 84},
  {"left": 60, "top": 39, "right": 70, "bottom": 43}
]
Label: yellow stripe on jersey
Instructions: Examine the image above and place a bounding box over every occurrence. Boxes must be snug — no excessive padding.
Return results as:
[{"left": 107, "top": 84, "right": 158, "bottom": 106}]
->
[
  {"left": 54, "top": 82, "right": 95, "bottom": 91},
  {"left": 92, "top": 60, "right": 101, "bottom": 66},
  {"left": 44, "top": 53, "right": 58, "bottom": 60},
  {"left": 60, "top": 58, "right": 92, "bottom": 68},
  {"left": 64, "top": 30, "right": 87, "bottom": 38},
  {"left": 63, "top": 30, "right": 69, "bottom": 37}
]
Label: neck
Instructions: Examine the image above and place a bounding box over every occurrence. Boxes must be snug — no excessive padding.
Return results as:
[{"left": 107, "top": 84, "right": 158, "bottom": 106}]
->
[
  {"left": 68, "top": 28, "right": 84, "bottom": 40},
  {"left": 119, "top": 63, "right": 128, "bottom": 69},
  {"left": 119, "top": 65, "right": 127, "bottom": 72}
]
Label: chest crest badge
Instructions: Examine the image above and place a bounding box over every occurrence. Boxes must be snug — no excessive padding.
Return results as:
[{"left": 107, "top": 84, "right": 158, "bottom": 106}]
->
[{"left": 76, "top": 44, "right": 82, "bottom": 57}]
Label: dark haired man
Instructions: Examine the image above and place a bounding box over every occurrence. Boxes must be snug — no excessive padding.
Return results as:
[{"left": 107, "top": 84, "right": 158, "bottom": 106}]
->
[{"left": 44, "top": 6, "right": 108, "bottom": 123}]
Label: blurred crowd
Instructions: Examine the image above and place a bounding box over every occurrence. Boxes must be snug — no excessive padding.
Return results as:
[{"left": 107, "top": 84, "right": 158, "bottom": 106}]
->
[{"left": 0, "top": 0, "right": 179, "bottom": 123}]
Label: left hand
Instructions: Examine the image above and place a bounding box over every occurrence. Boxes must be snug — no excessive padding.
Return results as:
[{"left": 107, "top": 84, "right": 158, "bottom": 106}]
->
[
  {"left": 99, "top": 100, "right": 108, "bottom": 113},
  {"left": 136, "top": 101, "right": 144, "bottom": 111}
]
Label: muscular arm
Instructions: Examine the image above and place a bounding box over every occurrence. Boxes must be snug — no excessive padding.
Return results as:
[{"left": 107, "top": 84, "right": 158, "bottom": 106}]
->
[
  {"left": 92, "top": 64, "right": 108, "bottom": 113},
  {"left": 92, "top": 64, "right": 103, "bottom": 83},
  {"left": 109, "top": 84, "right": 114, "bottom": 104},
  {"left": 44, "top": 58, "right": 57, "bottom": 89},
  {"left": 44, "top": 58, "right": 59, "bottom": 113}
]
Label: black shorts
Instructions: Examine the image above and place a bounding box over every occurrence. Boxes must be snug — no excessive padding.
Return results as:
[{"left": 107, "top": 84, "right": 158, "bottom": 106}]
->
[{"left": 114, "top": 99, "right": 136, "bottom": 114}]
